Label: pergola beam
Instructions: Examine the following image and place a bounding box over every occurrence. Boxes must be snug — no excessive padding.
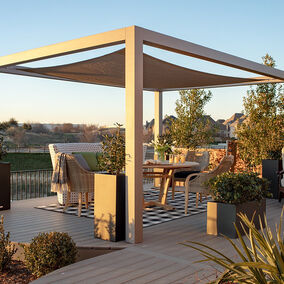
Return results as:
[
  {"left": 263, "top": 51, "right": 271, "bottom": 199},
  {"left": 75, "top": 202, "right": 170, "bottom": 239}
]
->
[
  {"left": 0, "top": 27, "right": 126, "bottom": 67},
  {"left": 141, "top": 27, "right": 284, "bottom": 80}
]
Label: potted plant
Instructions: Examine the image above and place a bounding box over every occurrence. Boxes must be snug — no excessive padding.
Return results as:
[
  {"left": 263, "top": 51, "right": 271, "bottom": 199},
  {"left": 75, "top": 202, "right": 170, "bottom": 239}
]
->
[
  {"left": 206, "top": 172, "right": 270, "bottom": 238},
  {"left": 94, "top": 124, "right": 125, "bottom": 242},
  {"left": 0, "top": 135, "right": 10, "bottom": 210}
]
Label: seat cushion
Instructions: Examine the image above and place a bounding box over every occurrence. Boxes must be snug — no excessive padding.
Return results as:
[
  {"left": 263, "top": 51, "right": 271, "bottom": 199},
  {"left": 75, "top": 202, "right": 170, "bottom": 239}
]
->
[
  {"left": 73, "top": 154, "right": 91, "bottom": 171},
  {"left": 73, "top": 152, "right": 100, "bottom": 171},
  {"left": 174, "top": 170, "right": 200, "bottom": 180}
]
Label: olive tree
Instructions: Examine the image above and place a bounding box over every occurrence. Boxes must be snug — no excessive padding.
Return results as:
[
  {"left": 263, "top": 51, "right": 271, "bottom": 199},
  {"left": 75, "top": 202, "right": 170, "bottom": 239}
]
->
[
  {"left": 170, "top": 89, "right": 213, "bottom": 149},
  {"left": 236, "top": 54, "right": 284, "bottom": 168}
]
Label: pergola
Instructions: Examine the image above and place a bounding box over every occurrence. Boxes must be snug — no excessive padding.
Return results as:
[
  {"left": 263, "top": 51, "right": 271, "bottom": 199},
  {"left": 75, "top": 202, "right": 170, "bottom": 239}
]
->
[{"left": 1, "top": 26, "right": 284, "bottom": 243}]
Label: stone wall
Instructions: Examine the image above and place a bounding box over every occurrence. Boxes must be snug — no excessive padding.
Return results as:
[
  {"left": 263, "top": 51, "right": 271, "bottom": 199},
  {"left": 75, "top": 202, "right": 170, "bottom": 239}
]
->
[{"left": 200, "top": 148, "right": 262, "bottom": 174}]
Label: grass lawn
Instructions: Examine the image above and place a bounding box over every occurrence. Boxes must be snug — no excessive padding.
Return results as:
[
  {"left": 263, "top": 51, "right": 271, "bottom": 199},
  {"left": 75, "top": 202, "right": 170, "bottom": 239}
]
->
[{"left": 3, "top": 153, "right": 52, "bottom": 171}]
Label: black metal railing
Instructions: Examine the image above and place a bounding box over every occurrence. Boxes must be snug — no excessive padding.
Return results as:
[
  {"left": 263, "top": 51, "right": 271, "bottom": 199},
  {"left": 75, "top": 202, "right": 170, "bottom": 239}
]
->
[{"left": 10, "top": 169, "right": 55, "bottom": 200}]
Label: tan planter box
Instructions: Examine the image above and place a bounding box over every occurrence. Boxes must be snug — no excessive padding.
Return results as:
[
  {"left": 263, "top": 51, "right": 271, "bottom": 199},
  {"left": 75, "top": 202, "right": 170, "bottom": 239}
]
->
[
  {"left": 94, "top": 173, "right": 125, "bottom": 242},
  {"left": 207, "top": 199, "right": 266, "bottom": 238}
]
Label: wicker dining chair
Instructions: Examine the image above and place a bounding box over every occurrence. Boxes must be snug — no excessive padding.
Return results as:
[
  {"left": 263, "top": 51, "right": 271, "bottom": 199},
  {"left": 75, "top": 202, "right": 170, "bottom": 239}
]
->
[
  {"left": 65, "top": 154, "right": 96, "bottom": 217},
  {"left": 172, "top": 151, "right": 210, "bottom": 200},
  {"left": 177, "top": 155, "right": 234, "bottom": 214}
]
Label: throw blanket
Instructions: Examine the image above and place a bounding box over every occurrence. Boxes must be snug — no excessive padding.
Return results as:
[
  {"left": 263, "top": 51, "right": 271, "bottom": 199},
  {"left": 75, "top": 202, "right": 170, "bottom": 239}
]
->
[{"left": 51, "top": 153, "right": 69, "bottom": 193}]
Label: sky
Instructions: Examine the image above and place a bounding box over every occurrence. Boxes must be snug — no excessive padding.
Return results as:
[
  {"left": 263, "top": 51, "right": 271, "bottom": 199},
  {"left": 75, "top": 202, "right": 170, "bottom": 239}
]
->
[{"left": 0, "top": 0, "right": 283, "bottom": 126}]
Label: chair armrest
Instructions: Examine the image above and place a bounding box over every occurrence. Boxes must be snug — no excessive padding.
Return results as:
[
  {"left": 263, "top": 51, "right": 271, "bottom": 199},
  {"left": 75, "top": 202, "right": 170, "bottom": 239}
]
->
[{"left": 184, "top": 172, "right": 202, "bottom": 186}]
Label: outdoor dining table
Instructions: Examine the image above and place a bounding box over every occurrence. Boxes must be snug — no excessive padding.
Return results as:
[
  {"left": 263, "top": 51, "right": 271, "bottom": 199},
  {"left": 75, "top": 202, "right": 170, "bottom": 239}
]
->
[{"left": 143, "top": 161, "right": 200, "bottom": 210}]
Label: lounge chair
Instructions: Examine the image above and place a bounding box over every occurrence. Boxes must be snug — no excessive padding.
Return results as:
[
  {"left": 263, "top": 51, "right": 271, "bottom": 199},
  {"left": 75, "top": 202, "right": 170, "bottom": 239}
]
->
[{"left": 49, "top": 143, "right": 102, "bottom": 205}]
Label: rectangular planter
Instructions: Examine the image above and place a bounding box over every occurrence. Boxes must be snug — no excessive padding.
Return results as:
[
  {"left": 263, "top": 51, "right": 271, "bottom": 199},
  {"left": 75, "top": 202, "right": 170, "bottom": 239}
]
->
[
  {"left": 0, "top": 162, "right": 10, "bottom": 210},
  {"left": 262, "top": 159, "right": 282, "bottom": 199},
  {"left": 207, "top": 199, "right": 266, "bottom": 238},
  {"left": 94, "top": 173, "right": 125, "bottom": 242}
]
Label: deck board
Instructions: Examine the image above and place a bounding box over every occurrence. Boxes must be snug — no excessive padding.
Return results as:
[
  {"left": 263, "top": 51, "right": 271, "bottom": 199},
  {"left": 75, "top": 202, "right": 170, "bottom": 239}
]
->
[{"left": 1, "top": 194, "right": 283, "bottom": 284}]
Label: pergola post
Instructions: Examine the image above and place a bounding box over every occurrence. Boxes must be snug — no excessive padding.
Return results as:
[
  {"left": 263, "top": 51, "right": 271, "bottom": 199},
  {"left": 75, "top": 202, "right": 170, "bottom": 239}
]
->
[
  {"left": 125, "top": 26, "right": 143, "bottom": 243},
  {"left": 154, "top": 91, "right": 163, "bottom": 142}
]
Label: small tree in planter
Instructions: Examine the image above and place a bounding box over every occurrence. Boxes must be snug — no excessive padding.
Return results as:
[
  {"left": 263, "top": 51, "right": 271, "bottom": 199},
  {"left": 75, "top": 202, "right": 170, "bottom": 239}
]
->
[
  {"left": 170, "top": 89, "right": 213, "bottom": 149},
  {"left": 206, "top": 172, "right": 271, "bottom": 238},
  {"left": 0, "top": 136, "right": 10, "bottom": 210},
  {"left": 236, "top": 55, "right": 284, "bottom": 198},
  {"left": 99, "top": 123, "right": 125, "bottom": 175},
  {"left": 95, "top": 124, "right": 126, "bottom": 241}
]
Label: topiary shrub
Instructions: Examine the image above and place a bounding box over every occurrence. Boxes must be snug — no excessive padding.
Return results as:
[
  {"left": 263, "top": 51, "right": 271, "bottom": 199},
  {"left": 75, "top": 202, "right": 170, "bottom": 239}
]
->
[
  {"left": 0, "top": 216, "right": 17, "bottom": 271},
  {"left": 206, "top": 172, "right": 271, "bottom": 204},
  {"left": 23, "top": 232, "right": 77, "bottom": 277}
]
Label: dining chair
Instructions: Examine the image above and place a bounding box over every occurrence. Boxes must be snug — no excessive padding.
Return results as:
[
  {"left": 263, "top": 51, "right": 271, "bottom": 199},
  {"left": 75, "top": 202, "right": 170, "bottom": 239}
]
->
[
  {"left": 171, "top": 151, "right": 210, "bottom": 200},
  {"left": 176, "top": 155, "right": 234, "bottom": 214}
]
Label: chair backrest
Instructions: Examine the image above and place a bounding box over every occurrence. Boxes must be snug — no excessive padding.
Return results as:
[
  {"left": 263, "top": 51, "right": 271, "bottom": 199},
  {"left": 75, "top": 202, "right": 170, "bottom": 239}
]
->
[
  {"left": 188, "top": 155, "right": 234, "bottom": 192},
  {"left": 186, "top": 150, "right": 210, "bottom": 171},
  {"left": 210, "top": 155, "right": 234, "bottom": 176},
  {"left": 143, "top": 144, "right": 148, "bottom": 162},
  {"left": 49, "top": 143, "right": 102, "bottom": 170},
  {"left": 49, "top": 143, "right": 148, "bottom": 170}
]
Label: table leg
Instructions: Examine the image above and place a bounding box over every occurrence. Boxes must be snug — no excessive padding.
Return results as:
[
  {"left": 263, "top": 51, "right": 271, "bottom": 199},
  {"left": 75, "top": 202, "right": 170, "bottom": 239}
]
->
[
  {"left": 160, "top": 169, "right": 174, "bottom": 205},
  {"left": 144, "top": 169, "right": 174, "bottom": 211}
]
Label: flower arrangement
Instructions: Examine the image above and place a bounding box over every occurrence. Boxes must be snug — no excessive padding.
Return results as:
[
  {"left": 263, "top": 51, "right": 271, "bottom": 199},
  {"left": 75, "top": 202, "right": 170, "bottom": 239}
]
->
[{"left": 151, "top": 134, "right": 173, "bottom": 160}]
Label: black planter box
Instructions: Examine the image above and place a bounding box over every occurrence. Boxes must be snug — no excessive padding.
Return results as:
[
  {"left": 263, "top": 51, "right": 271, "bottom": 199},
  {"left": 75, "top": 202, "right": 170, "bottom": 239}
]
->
[
  {"left": 207, "top": 199, "right": 266, "bottom": 238},
  {"left": 262, "top": 159, "right": 282, "bottom": 199},
  {"left": 94, "top": 173, "right": 125, "bottom": 242},
  {"left": 0, "top": 162, "right": 11, "bottom": 210}
]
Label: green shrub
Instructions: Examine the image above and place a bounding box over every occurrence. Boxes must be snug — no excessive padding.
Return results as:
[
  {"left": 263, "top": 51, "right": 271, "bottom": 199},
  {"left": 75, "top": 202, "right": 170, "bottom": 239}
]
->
[
  {"left": 23, "top": 232, "right": 77, "bottom": 277},
  {"left": 0, "top": 216, "right": 17, "bottom": 271},
  {"left": 206, "top": 172, "right": 271, "bottom": 204}
]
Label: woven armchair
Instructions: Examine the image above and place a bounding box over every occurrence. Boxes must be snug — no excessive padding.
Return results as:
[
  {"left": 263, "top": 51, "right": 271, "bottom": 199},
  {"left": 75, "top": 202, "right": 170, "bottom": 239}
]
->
[
  {"left": 49, "top": 143, "right": 102, "bottom": 205},
  {"left": 178, "top": 155, "right": 234, "bottom": 214},
  {"left": 66, "top": 154, "right": 95, "bottom": 193},
  {"left": 172, "top": 151, "right": 209, "bottom": 200},
  {"left": 64, "top": 154, "right": 96, "bottom": 216}
]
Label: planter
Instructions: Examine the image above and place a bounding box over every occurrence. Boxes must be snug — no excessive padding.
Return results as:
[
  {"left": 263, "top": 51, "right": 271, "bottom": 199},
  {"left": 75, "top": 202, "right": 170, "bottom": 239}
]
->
[
  {"left": 207, "top": 199, "right": 266, "bottom": 238},
  {"left": 94, "top": 173, "right": 125, "bottom": 242},
  {"left": 262, "top": 159, "right": 282, "bottom": 199},
  {"left": 0, "top": 162, "right": 10, "bottom": 210}
]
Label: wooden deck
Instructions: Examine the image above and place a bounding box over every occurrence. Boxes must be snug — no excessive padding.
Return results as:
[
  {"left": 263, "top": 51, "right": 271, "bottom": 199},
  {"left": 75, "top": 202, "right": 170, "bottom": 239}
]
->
[{"left": 2, "top": 196, "right": 283, "bottom": 283}]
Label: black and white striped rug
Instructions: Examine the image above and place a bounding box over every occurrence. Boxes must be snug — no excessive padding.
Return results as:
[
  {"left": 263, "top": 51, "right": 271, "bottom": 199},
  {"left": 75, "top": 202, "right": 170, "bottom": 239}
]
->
[{"left": 35, "top": 189, "right": 209, "bottom": 228}]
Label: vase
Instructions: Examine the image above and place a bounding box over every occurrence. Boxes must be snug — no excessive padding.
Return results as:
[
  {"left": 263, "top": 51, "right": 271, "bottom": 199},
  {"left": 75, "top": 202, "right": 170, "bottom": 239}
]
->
[{"left": 158, "top": 152, "right": 165, "bottom": 161}]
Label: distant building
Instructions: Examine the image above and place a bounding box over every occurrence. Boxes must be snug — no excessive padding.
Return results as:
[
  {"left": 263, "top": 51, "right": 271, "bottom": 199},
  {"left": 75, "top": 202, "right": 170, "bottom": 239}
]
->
[
  {"left": 144, "top": 112, "right": 247, "bottom": 141},
  {"left": 145, "top": 115, "right": 176, "bottom": 134},
  {"left": 223, "top": 113, "right": 245, "bottom": 138}
]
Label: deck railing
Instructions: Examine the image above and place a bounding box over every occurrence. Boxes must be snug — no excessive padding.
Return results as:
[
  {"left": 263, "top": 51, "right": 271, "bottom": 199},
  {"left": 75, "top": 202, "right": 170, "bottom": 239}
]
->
[
  {"left": 11, "top": 169, "right": 55, "bottom": 200},
  {"left": 10, "top": 168, "right": 153, "bottom": 201}
]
